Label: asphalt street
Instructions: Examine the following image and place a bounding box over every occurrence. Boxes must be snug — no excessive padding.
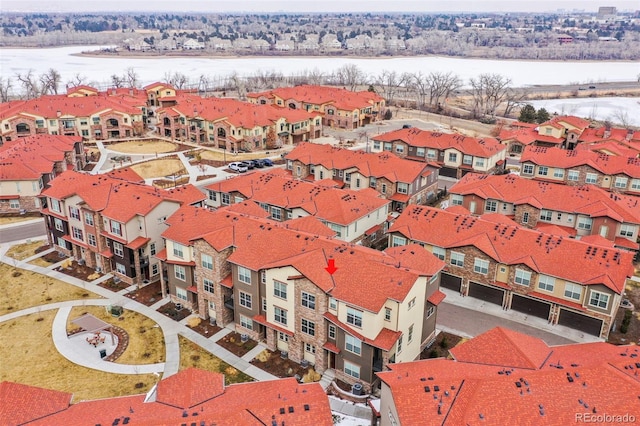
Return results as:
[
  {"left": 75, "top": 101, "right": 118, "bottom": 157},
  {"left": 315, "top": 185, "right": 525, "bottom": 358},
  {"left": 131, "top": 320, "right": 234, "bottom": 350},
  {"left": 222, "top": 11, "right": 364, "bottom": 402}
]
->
[{"left": 0, "top": 219, "right": 46, "bottom": 244}]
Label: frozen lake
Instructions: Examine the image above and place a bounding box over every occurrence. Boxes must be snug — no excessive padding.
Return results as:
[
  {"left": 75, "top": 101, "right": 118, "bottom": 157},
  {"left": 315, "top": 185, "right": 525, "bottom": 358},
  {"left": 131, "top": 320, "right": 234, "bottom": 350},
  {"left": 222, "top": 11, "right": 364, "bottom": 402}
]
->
[
  {"left": 529, "top": 97, "right": 640, "bottom": 127},
  {"left": 1, "top": 45, "right": 639, "bottom": 89}
]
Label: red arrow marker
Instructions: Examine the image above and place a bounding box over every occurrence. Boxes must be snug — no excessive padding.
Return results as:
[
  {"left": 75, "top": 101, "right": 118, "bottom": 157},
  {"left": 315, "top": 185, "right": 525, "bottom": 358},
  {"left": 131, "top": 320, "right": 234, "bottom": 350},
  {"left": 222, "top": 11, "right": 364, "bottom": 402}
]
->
[{"left": 325, "top": 259, "right": 338, "bottom": 275}]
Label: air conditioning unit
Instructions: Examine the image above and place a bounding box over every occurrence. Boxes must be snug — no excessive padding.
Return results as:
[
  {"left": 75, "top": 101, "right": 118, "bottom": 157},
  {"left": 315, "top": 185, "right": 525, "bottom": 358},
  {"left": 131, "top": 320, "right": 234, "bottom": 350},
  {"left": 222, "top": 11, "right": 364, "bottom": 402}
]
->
[
  {"left": 57, "top": 251, "right": 65, "bottom": 258},
  {"left": 78, "top": 259, "right": 85, "bottom": 266},
  {"left": 113, "top": 276, "right": 121, "bottom": 284},
  {"left": 95, "top": 267, "right": 103, "bottom": 273},
  {"left": 175, "top": 303, "right": 183, "bottom": 311}
]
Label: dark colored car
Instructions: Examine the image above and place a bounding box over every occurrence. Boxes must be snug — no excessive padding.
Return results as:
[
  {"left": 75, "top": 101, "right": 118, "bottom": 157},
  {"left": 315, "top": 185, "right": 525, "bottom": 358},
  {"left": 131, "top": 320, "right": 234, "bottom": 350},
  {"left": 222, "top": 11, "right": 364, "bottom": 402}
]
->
[
  {"left": 239, "top": 161, "right": 254, "bottom": 170},
  {"left": 251, "top": 159, "right": 265, "bottom": 168},
  {"left": 262, "top": 158, "right": 274, "bottom": 167}
]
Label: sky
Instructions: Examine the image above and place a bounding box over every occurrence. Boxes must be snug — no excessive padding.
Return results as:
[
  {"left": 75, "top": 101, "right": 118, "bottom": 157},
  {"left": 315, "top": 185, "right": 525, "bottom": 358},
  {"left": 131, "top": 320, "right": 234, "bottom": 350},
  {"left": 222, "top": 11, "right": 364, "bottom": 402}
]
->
[{"left": 2, "top": 0, "right": 639, "bottom": 13}]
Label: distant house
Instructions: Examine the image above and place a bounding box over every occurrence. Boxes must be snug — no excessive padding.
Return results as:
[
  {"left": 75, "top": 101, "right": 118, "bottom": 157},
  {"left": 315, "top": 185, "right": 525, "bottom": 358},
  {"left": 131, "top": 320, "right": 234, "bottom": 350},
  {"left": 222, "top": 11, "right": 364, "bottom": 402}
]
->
[{"left": 182, "top": 39, "right": 204, "bottom": 50}]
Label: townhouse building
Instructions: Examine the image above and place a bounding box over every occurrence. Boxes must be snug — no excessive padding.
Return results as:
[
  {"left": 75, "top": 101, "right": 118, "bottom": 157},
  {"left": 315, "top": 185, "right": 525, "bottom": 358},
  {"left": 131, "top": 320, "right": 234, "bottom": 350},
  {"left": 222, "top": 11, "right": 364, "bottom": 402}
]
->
[
  {"left": 498, "top": 121, "right": 564, "bottom": 155},
  {"left": 448, "top": 173, "right": 640, "bottom": 251},
  {"left": 578, "top": 125, "right": 640, "bottom": 150},
  {"left": 158, "top": 205, "right": 446, "bottom": 391},
  {"left": 372, "top": 127, "right": 506, "bottom": 178},
  {"left": 40, "top": 171, "right": 204, "bottom": 287},
  {"left": 204, "top": 169, "right": 391, "bottom": 243},
  {"left": 538, "top": 115, "right": 591, "bottom": 150},
  {"left": 154, "top": 95, "right": 321, "bottom": 152},
  {"left": 0, "top": 135, "right": 84, "bottom": 213},
  {"left": 520, "top": 146, "right": 640, "bottom": 195},
  {"left": 377, "top": 327, "right": 640, "bottom": 425},
  {"left": 285, "top": 142, "right": 439, "bottom": 212},
  {"left": 0, "top": 89, "right": 147, "bottom": 143},
  {"left": 2, "top": 368, "right": 333, "bottom": 425},
  {"left": 388, "top": 205, "right": 634, "bottom": 338},
  {"left": 246, "top": 85, "right": 385, "bottom": 130}
]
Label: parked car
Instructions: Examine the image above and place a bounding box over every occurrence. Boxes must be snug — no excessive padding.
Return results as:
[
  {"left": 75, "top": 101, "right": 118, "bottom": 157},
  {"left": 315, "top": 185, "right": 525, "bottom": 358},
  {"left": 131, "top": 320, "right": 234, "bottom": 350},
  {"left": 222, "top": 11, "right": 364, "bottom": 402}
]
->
[
  {"left": 229, "top": 162, "right": 248, "bottom": 173},
  {"left": 262, "top": 158, "right": 274, "bottom": 167},
  {"left": 249, "top": 159, "right": 264, "bottom": 168},
  {"left": 239, "top": 161, "right": 254, "bottom": 170}
]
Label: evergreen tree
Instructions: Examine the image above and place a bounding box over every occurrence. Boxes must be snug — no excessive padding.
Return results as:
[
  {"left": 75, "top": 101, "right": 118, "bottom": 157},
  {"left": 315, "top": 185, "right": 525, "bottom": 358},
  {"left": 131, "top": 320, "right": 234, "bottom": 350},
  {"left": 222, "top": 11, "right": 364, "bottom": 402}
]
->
[
  {"left": 518, "top": 104, "right": 537, "bottom": 123},
  {"left": 536, "top": 108, "right": 551, "bottom": 124}
]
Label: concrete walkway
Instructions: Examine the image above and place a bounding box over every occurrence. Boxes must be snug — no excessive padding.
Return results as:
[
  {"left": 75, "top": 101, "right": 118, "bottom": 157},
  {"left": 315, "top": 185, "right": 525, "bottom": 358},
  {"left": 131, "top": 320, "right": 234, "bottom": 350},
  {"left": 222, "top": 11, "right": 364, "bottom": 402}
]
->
[{"left": 0, "top": 242, "right": 277, "bottom": 382}]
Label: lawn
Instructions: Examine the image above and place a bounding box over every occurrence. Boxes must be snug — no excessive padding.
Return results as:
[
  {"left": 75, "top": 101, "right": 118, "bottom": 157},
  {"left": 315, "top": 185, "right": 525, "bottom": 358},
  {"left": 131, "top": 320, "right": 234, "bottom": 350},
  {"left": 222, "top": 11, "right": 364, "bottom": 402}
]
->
[
  {"left": 0, "top": 216, "right": 40, "bottom": 226},
  {"left": 66, "top": 306, "right": 165, "bottom": 364},
  {"left": 199, "top": 149, "right": 272, "bottom": 162},
  {"left": 0, "top": 311, "right": 158, "bottom": 402},
  {"left": 178, "top": 335, "right": 253, "bottom": 385},
  {"left": 4, "top": 240, "right": 47, "bottom": 261},
  {"left": 0, "top": 263, "right": 102, "bottom": 316},
  {"left": 109, "top": 140, "right": 177, "bottom": 154},
  {"left": 130, "top": 158, "right": 185, "bottom": 179}
]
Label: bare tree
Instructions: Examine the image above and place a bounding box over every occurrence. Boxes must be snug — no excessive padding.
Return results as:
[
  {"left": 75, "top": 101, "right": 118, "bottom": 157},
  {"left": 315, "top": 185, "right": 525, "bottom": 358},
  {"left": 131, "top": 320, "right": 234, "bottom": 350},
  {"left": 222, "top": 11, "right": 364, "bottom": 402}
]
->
[
  {"left": 409, "top": 72, "right": 430, "bottom": 110},
  {"left": 39, "top": 68, "right": 61, "bottom": 95},
  {"left": 611, "top": 108, "right": 631, "bottom": 128},
  {"left": 427, "top": 71, "right": 462, "bottom": 109},
  {"left": 374, "top": 70, "right": 407, "bottom": 105},
  {"left": 66, "top": 73, "right": 88, "bottom": 88},
  {"left": 306, "top": 68, "right": 326, "bottom": 85},
  {"left": 0, "top": 76, "right": 13, "bottom": 102},
  {"left": 333, "top": 64, "right": 366, "bottom": 91},
  {"left": 110, "top": 74, "right": 125, "bottom": 88},
  {"left": 164, "top": 71, "right": 189, "bottom": 89},
  {"left": 15, "top": 70, "right": 42, "bottom": 99},
  {"left": 468, "top": 73, "right": 512, "bottom": 118},
  {"left": 502, "top": 88, "right": 527, "bottom": 117},
  {"left": 124, "top": 67, "right": 139, "bottom": 88}
]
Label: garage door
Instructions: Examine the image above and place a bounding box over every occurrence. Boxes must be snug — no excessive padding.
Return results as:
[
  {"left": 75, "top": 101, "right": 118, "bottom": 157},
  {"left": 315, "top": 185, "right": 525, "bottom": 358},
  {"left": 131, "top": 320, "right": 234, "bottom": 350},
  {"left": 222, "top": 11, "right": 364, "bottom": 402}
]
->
[
  {"left": 441, "top": 273, "right": 462, "bottom": 292},
  {"left": 440, "top": 167, "right": 458, "bottom": 178},
  {"left": 468, "top": 282, "right": 504, "bottom": 306},
  {"left": 558, "top": 309, "right": 603, "bottom": 337},
  {"left": 511, "top": 295, "right": 551, "bottom": 320}
]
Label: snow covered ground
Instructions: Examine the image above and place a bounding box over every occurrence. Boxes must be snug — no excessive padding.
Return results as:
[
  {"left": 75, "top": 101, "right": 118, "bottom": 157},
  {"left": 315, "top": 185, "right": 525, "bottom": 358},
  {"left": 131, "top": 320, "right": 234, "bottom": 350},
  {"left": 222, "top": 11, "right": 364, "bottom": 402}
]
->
[{"left": 529, "top": 97, "right": 640, "bottom": 127}]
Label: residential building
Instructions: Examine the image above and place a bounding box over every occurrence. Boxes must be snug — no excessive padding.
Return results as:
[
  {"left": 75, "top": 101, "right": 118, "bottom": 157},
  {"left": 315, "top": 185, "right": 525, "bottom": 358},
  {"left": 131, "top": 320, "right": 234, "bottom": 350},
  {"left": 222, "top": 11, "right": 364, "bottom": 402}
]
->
[
  {"left": 372, "top": 128, "right": 506, "bottom": 179},
  {"left": 158, "top": 205, "right": 445, "bottom": 391},
  {"left": 285, "top": 142, "right": 438, "bottom": 212},
  {"left": 448, "top": 173, "right": 640, "bottom": 251},
  {"left": 377, "top": 327, "right": 640, "bottom": 425},
  {"left": 0, "top": 135, "right": 84, "bottom": 213},
  {"left": 498, "top": 121, "right": 563, "bottom": 155},
  {"left": 204, "top": 169, "right": 391, "bottom": 243},
  {"left": 154, "top": 95, "right": 321, "bottom": 151},
  {"left": 520, "top": 146, "right": 640, "bottom": 195},
  {"left": 388, "top": 205, "right": 635, "bottom": 338},
  {"left": 0, "top": 88, "right": 147, "bottom": 142},
  {"left": 538, "top": 115, "right": 591, "bottom": 150},
  {"left": 246, "top": 85, "right": 385, "bottom": 130},
  {"left": 1, "top": 368, "right": 333, "bottom": 425},
  {"left": 40, "top": 171, "right": 205, "bottom": 286}
]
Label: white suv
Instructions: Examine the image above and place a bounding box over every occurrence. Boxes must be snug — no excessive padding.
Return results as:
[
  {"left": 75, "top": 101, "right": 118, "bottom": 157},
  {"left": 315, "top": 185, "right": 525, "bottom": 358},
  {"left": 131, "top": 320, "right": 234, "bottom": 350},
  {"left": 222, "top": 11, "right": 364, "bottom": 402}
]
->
[{"left": 229, "top": 162, "right": 248, "bottom": 173}]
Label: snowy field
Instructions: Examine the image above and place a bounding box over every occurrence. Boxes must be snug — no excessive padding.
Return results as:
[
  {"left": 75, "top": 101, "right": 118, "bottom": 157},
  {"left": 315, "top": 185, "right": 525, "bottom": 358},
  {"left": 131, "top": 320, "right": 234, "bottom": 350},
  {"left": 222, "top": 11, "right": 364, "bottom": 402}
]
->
[{"left": 529, "top": 97, "right": 640, "bottom": 126}]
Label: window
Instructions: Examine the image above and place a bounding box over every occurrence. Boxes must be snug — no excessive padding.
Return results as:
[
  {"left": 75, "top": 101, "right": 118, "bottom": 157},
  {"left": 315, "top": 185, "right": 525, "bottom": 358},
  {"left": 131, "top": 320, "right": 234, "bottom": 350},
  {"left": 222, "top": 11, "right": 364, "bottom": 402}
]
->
[
  {"left": 369, "top": 177, "right": 377, "bottom": 187},
  {"left": 152, "top": 264, "right": 159, "bottom": 276},
  {"left": 239, "top": 291, "right": 252, "bottom": 309},
  {"left": 383, "top": 142, "right": 392, "bottom": 151},
  {"left": 432, "top": 246, "right": 445, "bottom": 260},
  {"left": 514, "top": 269, "right": 531, "bottom": 286},
  {"left": 485, "top": 200, "right": 497, "bottom": 212},
  {"left": 10, "top": 199, "right": 20, "bottom": 209},
  {"left": 408, "top": 324, "right": 414, "bottom": 343},
  {"left": 173, "top": 243, "right": 184, "bottom": 259},
  {"left": 116, "top": 263, "right": 126, "bottom": 275},
  {"left": 201, "top": 254, "right": 213, "bottom": 270},
  {"left": 614, "top": 176, "right": 628, "bottom": 189},
  {"left": 381, "top": 183, "right": 387, "bottom": 194},
  {"left": 240, "top": 315, "right": 253, "bottom": 330},
  {"left": 50, "top": 199, "right": 61, "bottom": 212},
  {"left": 395, "top": 145, "right": 404, "bottom": 154},
  {"left": 203, "top": 278, "right": 214, "bottom": 294},
  {"left": 427, "top": 305, "right": 435, "bottom": 318},
  {"left": 474, "top": 258, "right": 489, "bottom": 275},
  {"left": 538, "top": 275, "right": 555, "bottom": 292},
  {"left": 346, "top": 307, "right": 363, "bottom": 328},
  {"left": 385, "top": 307, "right": 392, "bottom": 321},
  {"left": 345, "top": 335, "right": 362, "bottom": 355},
  {"left": 553, "top": 168, "right": 564, "bottom": 178},
  {"left": 110, "top": 220, "right": 122, "bottom": 236},
  {"left": 589, "top": 291, "right": 609, "bottom": 309},
  {"left": 150, "top": 243, "right": 156, "bottom": 256},
  {"left": 391, "top": 235, "right": 406, "bottom": 247},
  {"left": 537, "top": 166, "right": 549, "bottom": 176},
  {"left": 451, "top": 194, "right": 463, "bottom": 206},
  {"left": 631, "top": 179, "right": 640, "bottom": 190},
  {"left": 301, "top": 292, "right": 316, "bottom": 309},
  {"left": 305, "top": 343, "right": 316, "bottom": 354},
  {"left": 345, "top": 172, "right": 351, "bottom": 183},
  {"left": 448, "top": 152, "right": 457, "bottom": 162},
  {"left": 87, "top": 234, "right": 96, "bottom": 246},
  {"left": 84, "top": 213, "right": 94, "bottom": 226},
  {"left": 274, "top": 281, "right": 287, "bottom": 299},
  {"left": 208, "top": 191, "right": 217, "bottom": 202},
  {"left": 585, "top": 173, "right": 597, "bottom": 184},
  {"left": 474, "top": 158, "right": 485, "bottom": 167},
  {"left": 278, "top": 332, "right": 289, "bottom": 342},
  {"left": 416, "top": 147, "right": 425, "bottom": 157},
  {"left": 221, "top": 193, "right": 230, "bottom": 205},
  {"left": 329, "top": 298, "right": 337, "bottom": 310},
  {"left": 462, "top": 155, "right": 473, "bottom": 165},
  {"left": 113, "top": 242, "right": 124, "bottom": 257},
  {"left": 397, "top": 183, "right": 408, "bottom": 194},
  {"left": 539, "top": 210, "right": 552, "bottom": 221},
  {"left": 577, "top": 217, "right": 593, "bottom": 231},
  {"left": 301, "top": 318, "right": 315, "bottom": 336},
  {"left": 174, "top": 265, "right": 186, "bottom": 281},
  {"left": 408, "top": 298, "right": 416, "bottom": 310},
  {"left": 427, "top": 149, "right": 437, "bottom": 159},
  {"left": 373, "top": 141, "right": 381, "bottom": 150},
  {"left": 620, "top": 224, "right": 635, "bottom": 238},
  {"left": 328, "top": 324, "right": 336, "bottom": 340},
  {"left": 397, "top": 335, "right": 403, "bottom": 353},
  {"left": 238, "top": 266, "right": 251, "bottom": 284},
  {"left": 69, "top": 206, "right": 80, "bottom": 220},
  {"left": 54, "top": 218, "right": 64, "bottom": 232},
  {"left": 450, "top": 251, "right": 465, "bottom": 267},
  {"left": 564, "top": 283, "right": 582, "bottom": 301},
  {"left": 567, "top": 170, "right": 579, "bottom": 181},
  {"left": 274, "top": 306, "right": 287, "bottom": 325},
  {"left": 262, "top": 297, "right": 267, "bottom": 312},
  {"left": 71, "top": 227, "right": 84, "bottom": 241},
  {"left": 522, "top": 212, "right": 529, "bottom": 224},
  {"left": 344, "top": 361, "right": 360, "bottom": 379},
  {"left": 522, "top": 164, "right": 534, "bottom": 175}
]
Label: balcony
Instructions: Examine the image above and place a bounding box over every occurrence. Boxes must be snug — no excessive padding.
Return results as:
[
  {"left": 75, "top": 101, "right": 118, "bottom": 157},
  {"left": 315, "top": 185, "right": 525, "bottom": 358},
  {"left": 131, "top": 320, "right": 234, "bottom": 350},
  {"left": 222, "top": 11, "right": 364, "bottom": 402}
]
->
[{"left": 139, "top": 256, "right": 149, "bottom": 267}]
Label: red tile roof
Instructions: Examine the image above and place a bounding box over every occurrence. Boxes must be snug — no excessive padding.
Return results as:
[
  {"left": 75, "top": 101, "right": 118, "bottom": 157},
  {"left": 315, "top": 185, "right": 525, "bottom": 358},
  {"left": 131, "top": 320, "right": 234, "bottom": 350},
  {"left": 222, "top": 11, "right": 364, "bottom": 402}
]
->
[
  {"left": 324, "top": 312, "right": 401, "bottom": 351},
  {"left": 374, "top": 128, "right": 506, "bottom": 158},
  {"left": 156, "top": 368, "right": 224, "bottom": 408},
  {"left": 390, "top": 205, "right": 634, "bottom": 294},
  {"left": 0, "top": 135, "right": 81, "bottom": 181},
  {"left": 377, "top": 327, "right": 640, "bottom": 426},
  {"left": 285, "top": 142, "right": 430, "bottom": 184},
  {"left": 0, "top": 381, "right": 71, "bottom": 425},
  {"left": 427, "top": 290, "right": 447, "bottom": 306}
]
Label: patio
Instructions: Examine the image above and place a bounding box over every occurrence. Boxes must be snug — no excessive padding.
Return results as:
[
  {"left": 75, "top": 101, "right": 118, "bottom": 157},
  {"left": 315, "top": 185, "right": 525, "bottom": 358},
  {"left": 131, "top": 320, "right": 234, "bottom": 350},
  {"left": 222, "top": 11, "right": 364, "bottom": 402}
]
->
[{"left": 69, "top": 314, "right": 119, "bottom": 360}]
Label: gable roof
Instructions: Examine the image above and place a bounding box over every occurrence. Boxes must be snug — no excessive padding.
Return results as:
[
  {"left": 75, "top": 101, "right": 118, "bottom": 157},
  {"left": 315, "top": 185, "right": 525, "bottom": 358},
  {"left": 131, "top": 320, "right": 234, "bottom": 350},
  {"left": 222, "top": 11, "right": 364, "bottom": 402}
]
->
[
  {"left": 0, "top": 382, "right": 72, "bottom": 425},
  {"left": 247, "top": 84, "right": 384, "bottom": 111},
  {"left": 0, "top": 135, "right": 81, "bottom": 181},
  {"left": 156, "top": 368, "right": 225, "bottom": 409}
]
